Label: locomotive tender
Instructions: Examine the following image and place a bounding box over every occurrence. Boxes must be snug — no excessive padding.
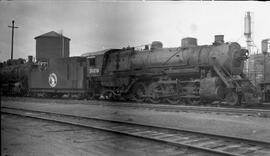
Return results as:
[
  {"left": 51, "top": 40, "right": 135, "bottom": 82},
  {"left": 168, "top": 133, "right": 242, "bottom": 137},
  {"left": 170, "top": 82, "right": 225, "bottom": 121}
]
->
[{"left": 28, "top": 57, "right": 88, "bottom": 97}]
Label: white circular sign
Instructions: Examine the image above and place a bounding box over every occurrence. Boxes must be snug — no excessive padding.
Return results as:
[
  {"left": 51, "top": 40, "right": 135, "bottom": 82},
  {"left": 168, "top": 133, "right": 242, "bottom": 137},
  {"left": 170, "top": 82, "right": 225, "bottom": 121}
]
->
[{"left": 48, "top": 73, "right": 57, "bottom": 87}]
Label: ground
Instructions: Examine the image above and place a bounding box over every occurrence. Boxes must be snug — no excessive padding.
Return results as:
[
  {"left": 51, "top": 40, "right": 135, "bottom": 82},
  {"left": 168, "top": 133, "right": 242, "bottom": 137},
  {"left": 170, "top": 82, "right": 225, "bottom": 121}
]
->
[
  {"left": 1, "top": 98, "right": 270, "bottom": 156},
  {"left": 2, "top": 114, "right": 206, "bottom": 156}
]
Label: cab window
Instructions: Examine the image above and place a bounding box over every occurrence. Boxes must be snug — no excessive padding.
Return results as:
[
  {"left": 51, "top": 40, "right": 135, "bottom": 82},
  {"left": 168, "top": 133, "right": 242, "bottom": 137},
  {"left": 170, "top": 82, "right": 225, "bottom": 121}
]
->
[{"left": 88, "top": 57, "right": 96, "bottom": 66}]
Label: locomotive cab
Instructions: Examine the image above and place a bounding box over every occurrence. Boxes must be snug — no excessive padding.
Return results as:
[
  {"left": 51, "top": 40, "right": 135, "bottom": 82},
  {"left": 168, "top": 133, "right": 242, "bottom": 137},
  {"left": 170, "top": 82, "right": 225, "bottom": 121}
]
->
[
  {"left": 85, "top": 49, "right": 120, "bottom": 77},
  {"left": 87, "top": 56, "right": 100, "bottom": 77}
]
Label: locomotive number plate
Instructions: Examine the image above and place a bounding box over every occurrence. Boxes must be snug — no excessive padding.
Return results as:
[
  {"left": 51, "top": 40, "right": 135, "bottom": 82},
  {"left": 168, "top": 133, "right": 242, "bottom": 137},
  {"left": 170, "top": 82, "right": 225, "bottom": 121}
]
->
[{"left": 89, "top": 68, "right": 99, "bottom": 74}]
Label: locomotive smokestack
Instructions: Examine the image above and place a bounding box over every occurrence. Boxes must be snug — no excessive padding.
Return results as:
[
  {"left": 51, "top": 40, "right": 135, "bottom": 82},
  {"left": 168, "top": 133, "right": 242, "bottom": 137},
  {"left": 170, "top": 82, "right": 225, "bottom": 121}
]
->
[
  {"left": 151, "top": 41, "right": 163, "bottom": 50},
  {"left": 214, "top": 35, "right": 224, "bottom": 45}
]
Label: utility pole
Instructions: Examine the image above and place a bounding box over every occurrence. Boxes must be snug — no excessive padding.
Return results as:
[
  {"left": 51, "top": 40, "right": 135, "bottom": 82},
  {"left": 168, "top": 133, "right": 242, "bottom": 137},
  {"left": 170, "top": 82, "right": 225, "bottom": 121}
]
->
[{"left": 8, "top": 20, "right": 19, "bottom": 60}]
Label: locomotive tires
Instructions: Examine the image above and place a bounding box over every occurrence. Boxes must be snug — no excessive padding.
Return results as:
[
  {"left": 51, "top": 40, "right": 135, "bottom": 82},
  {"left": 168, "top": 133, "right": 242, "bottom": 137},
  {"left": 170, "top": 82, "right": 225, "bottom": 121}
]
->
[
  {"left": 101, "top": 90, "right": 115, "bottom": 100},
  {"left": 185, "top": 98, "right": 200, "bottom": 105},
  {"left": 131, "top": 82, "right": 147, "bottom": 103},
  {"left": 148, "top": 82, "right": 162, "bottom": 104},
  {"left": 240, "top": 93, "right": 259, "bottom": 106},
  {"left": 165, "top": 84, "right": 180, "bottom": 105},
  {"left": 166, "top": 98, "right": 180, "bottom": 105},
  {"left": 225, "top": 91, "right": 239, "bottom": 106}
]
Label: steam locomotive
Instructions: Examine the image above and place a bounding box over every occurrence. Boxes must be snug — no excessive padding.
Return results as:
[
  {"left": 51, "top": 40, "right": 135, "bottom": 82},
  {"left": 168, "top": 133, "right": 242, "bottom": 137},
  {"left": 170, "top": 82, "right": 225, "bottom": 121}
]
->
[
  {"left": 82, "top": 35, "right": 258, "bottom": 105},
  {"left": 0, "top": 56, "right": 35, "bottom": 95},
  {"left": 0, "top": 35, "right": 260, "bottom": 105}
]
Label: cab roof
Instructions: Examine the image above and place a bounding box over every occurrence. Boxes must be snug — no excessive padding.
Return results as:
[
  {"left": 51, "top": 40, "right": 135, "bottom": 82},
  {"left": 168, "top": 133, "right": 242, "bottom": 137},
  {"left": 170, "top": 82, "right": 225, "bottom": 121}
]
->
[{"left": 81, "top": 49, "right": 120, "bottom": 57}]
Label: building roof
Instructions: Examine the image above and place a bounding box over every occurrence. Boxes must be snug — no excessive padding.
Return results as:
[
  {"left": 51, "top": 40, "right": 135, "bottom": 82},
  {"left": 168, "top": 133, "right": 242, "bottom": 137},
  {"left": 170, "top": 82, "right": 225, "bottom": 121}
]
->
[{"left": 34, "top": 31, "right": 70, "bottom": 40}]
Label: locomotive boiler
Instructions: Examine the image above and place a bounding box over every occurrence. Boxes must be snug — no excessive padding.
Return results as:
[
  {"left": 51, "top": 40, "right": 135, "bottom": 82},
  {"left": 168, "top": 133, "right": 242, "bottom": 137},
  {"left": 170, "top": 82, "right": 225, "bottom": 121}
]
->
[
  {"left": 131, "top": 37, "right": 245, "bottom": 75},
  {"left": 85, "top": 35, "right": 259, "bottom": 105}
]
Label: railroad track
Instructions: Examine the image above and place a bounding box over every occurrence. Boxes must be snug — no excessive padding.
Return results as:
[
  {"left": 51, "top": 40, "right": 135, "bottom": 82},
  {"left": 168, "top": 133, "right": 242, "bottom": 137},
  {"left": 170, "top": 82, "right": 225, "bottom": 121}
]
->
[
  {"left": 98, "top": 102, "right": 270, "bottom": 118},
  {"left": 2, "top": 97, "right": 270, "bottom": 118},
  {"left": 1, "top": 106, "right": 270, "bottom": 156}
]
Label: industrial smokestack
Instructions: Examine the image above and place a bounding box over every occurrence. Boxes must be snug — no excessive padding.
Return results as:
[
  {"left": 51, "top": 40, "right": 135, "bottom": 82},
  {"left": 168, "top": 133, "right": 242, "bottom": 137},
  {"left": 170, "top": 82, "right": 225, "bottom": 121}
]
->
[
  {"left": 244, "top": 12, "right": 252, "bottom": 37},
  {"left": 243, "top": 11, "right": 254, "bottom": 79}
]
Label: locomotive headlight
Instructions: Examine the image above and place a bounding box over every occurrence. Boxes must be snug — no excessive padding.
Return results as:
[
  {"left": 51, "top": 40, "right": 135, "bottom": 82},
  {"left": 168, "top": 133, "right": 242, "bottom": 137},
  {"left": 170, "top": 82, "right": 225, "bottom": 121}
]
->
[{"left": 239, "top": 49, "right": 249, "bottom": 60}]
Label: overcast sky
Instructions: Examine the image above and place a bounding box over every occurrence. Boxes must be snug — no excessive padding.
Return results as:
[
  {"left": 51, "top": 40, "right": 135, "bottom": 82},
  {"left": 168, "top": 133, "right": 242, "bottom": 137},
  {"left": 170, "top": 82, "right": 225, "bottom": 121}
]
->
[{"left": 0, "top": 1, "right": 269, "bottom": 62}]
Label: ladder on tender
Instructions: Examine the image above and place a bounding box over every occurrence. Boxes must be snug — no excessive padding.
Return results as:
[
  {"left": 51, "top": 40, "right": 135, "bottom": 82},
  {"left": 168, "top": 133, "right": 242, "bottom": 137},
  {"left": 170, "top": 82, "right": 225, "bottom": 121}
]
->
[{"left": 212, "top": 60, "right": 240, "bottom": 89}]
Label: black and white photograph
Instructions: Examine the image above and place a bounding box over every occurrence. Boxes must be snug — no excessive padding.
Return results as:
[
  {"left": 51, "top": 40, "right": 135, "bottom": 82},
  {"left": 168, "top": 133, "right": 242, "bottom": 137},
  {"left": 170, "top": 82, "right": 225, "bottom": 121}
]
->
[{"left": 1, "top": 0, "right": 270, "bottom": 156}]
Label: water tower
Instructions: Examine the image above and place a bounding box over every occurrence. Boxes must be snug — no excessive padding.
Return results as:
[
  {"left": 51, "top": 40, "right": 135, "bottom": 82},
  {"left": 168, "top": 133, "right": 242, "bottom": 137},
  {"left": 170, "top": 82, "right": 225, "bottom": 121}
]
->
[{"left": 34, "top": 31, "right": 70, "bottom": 62}]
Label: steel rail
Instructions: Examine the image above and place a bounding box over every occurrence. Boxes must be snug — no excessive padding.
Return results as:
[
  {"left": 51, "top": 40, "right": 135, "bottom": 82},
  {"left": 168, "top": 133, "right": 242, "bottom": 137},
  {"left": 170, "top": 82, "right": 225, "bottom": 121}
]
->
[
  {"left": 1, "top": 106, "right": 270, "bottom": 156},
  {"left": 2, "top": 97, "right": 270, "bottom": 118},
  {"left": 98, "top": 102, "right": 270, "bottom": 117}
]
